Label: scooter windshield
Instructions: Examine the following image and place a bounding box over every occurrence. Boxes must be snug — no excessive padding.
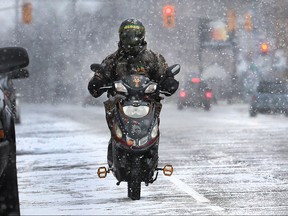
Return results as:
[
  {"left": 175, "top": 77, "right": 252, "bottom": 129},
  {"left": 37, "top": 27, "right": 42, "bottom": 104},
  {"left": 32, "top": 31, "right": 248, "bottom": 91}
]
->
[{"left": 123, "top": 105, "right": 150, "bottom": 118}]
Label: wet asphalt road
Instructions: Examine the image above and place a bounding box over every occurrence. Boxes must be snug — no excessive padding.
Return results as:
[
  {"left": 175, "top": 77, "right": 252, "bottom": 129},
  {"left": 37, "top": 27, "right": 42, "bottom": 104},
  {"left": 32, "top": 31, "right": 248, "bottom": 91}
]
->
[{"left": 15, "top": 102, "right": 288, "bottom": 215}]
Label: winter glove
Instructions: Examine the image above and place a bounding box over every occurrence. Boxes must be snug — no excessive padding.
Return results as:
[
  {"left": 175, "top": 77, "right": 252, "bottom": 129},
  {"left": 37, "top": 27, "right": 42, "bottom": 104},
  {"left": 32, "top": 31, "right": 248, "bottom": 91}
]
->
[
  {"left": 88, "top": 73, "right": 111, "bottom": 98},
  {"left": 88, "top": 79, "right": 105, "bottom": 98},
  {"left": 159, "top": 77, "right": 179, "bottom": 96},
  {"left": 165, "top": 69, "right": 174, "bottom": 78},
  {"left": 88, "top": 62, "right": 113, "bottom": 98}
]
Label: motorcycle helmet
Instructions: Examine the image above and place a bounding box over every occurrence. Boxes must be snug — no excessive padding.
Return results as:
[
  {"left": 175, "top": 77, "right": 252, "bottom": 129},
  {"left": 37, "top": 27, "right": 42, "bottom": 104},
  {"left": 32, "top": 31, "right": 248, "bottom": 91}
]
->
[{"left": 118, "top": 19, "right": 146, "bottom": 55}]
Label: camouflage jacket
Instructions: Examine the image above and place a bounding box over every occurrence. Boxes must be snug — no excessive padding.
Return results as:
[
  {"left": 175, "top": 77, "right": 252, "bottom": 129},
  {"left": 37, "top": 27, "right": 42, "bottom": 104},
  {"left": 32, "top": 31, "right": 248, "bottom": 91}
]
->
[{"left": 88, "top": 44, "right": 168, "bottom": 97}]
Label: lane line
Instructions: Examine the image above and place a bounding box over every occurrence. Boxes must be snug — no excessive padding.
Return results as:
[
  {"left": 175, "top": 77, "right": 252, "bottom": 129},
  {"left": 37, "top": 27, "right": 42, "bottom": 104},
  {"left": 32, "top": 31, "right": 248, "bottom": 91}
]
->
[
  {"left": 169, "top": 176, "right": 210, "bottom": 203},
  {"left": 168, "top": 176, "right": 225, "bottom": 212}
]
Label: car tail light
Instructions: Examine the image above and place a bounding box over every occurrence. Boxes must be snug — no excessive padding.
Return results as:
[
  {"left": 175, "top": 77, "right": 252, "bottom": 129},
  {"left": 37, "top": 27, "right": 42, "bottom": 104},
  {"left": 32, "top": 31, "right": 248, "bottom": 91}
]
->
[
  {"left": 191, "top": 78, "right": 201, "bottom": 83},
  {"left": 0, "top": 121, "right": 4, "bottom": 139},
  {"left": 0, "top": 130, "right": 4, "bottom": 139},
  {"left": 205, "top": 91, "right": 213, "bottom": 99},
  {"left": 179, "top": 90, "right": 186, "bottom": 98}
]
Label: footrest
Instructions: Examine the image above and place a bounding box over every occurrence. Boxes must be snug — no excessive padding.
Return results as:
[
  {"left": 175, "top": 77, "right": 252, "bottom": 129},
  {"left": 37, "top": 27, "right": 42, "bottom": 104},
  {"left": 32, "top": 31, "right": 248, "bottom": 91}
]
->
[
  {"left": 163, "top": 164, "right": 173, "bottom": 176},
  {"left": 97, "top": 167, "right": 108, "bottom": 178}
]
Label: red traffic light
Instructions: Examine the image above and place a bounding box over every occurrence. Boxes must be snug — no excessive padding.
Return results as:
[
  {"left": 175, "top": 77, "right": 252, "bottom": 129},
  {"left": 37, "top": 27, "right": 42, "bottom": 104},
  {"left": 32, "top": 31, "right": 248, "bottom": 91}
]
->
[
  {"left": 260, "top": 42, "right": 269, "bottom": 54},
  {"left": 163, "top": 5, "right": 175, "bottom": 28},
  {"left": 164, "top": 6, "right": 173, "bottom": 15}
]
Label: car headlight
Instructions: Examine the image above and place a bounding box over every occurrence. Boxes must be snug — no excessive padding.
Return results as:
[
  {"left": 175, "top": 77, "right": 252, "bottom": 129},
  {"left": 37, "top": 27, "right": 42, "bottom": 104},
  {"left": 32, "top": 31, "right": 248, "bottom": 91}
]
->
[
  {"left": 123, "top": 105, "right": 149, "bottom": 118},
  {"left": 145, "top": 83, "right": 157, "bottom": 93},
  {"left": 114, "top": 82, "right": 127, "bottom": 93}
]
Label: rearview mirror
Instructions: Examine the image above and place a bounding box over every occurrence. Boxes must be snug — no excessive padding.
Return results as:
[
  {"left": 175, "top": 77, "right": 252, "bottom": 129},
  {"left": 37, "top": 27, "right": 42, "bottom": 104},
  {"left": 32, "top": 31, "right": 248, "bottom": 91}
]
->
[
  {"left": 0, "top": 47, "right": 29, "bottom": 73},
  {"left": 168, "top": 64, "right": 181, "bottom": 76},
  {"left": 90, "top": 63, "right": 103, "bottom": 72},
  {"left": 9, "top": 68, "right": 30, "bottom": 79}
]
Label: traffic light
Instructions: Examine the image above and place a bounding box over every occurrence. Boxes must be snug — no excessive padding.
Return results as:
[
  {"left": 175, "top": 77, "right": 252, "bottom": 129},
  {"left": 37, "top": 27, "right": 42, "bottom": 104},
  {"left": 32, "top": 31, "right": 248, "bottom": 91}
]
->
[
  {"left": 244, "top": 12, "right": 252, "bottom": 32},
  {"left": 227, "top": 9, "right": 236, "bottom": 32},
  {"left": 163, "top": 5, "right": 175, "bottom": 28},
  {"left": 260, "top": 42, "right": 269, "bottom": 54},
  {"left": 22, "top": 3, "right": 32, "bottom": 24}
]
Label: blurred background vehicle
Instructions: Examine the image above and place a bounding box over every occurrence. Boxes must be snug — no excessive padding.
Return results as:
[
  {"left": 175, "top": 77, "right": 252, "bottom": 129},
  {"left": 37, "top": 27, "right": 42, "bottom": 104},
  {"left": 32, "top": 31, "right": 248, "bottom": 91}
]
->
[
  {"left": 0, "top": 47, "right": 29, "bottom": 215},
  {"left": 249, "top": 80, "right": 288, "bottom": 117},
  {"left": 177, "top": 77, "right": 214, "bottom": 111}
]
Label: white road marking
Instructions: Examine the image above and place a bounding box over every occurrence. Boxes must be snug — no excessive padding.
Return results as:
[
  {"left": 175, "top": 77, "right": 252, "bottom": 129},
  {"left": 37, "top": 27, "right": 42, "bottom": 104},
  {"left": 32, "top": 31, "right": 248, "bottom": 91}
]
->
[{"left": 169, "top": 176, "right": 225, "bottom": 212}]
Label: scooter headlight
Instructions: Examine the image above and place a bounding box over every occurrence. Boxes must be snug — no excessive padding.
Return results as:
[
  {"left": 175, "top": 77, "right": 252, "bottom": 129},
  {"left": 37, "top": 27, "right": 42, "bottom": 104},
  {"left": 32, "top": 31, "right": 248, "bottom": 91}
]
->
[
  {"left": 123, "top": 105, "right": 149, "bottom": 118},
  {"left": 126, "top": 135, "right": 148, "bottom": 147},
  {"left": 145, "top": 83, "right": 157, "bottom": 93},
  {"left": 114, "top": 82, "right": 127, "bottom": 93}
]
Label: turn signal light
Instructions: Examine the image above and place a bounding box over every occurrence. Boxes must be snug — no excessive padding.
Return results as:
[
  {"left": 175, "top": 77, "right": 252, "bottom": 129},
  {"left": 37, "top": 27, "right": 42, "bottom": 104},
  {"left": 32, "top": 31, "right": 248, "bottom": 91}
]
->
[
  {"left": 163, "top": 164, "right": 173, "bottom": 176},
  {"left": 205, "top": 91, "right": 213, "bottom": 99},
  {"left": 97, "top": 167, "right": 108, "bottom": 178},
  {"left": 260, "top": 42, "right": 269, "bottom": 54},
  {"left": 179, "top": 90, "right": 186, "bottom": 98},
  {"left": 191, "top": 78, "right": 201, "bottom": 83}
]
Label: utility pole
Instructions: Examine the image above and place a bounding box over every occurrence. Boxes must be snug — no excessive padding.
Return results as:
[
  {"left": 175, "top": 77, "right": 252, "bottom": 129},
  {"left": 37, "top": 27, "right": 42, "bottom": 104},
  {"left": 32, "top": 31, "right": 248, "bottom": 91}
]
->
[
  {"left": 72, "top": 0, "right": 78, "bottom": 56},
  {"left": 15, "top": 0, "right": 20, "bottom": 45}
]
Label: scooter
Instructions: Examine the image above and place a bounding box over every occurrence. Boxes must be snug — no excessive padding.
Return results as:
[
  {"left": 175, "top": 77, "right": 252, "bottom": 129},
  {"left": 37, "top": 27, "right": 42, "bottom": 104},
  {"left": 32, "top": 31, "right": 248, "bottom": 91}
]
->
[{"left": 93, "top": 64, "right": 180, "bottom": 200}]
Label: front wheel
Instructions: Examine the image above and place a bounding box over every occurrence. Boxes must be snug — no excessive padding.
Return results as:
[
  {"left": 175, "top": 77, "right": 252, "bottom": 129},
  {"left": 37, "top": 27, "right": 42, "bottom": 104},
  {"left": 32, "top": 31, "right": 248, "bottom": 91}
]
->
[
  {"left": 177, "top": 102, "right": 184, "bottom": 110},
  {"left": 203, "top": 103, "right": 211, "bottom": 111},
  {"left": 128, "top": 157, "right": 141, "bottom": 200},
  {"left": 249, "top": 107, "right": 257, "bottom": 117}
]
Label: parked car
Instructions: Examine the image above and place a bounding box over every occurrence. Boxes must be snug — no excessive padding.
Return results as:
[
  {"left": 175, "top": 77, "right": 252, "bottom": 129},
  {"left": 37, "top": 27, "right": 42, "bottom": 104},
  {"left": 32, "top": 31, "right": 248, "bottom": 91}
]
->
[
  {"left": 0, "top": 47, "right": 29, "bottom": 215},
  {"left": 249, "top": 80, "right": 288, "bottom": 117},
  {"left": 0, "top": 68, "right": 29, "bottom": 124},
  {"left": 177, "top": 77, "right": 214, "bottom": 111}
]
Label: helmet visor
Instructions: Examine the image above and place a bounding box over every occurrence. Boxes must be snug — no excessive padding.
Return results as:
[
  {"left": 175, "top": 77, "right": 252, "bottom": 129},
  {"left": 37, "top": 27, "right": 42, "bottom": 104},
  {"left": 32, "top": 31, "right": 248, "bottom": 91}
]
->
[{"left": 120, "top": 28, "right": 144, "bottom": 46}]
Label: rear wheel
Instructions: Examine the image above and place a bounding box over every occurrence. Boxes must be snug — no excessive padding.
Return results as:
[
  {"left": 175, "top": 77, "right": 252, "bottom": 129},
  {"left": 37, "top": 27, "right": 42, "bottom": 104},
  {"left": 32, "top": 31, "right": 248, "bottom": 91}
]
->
[
  {"left": 128, "top": 157, "right": 141, "bottom": 200},
  {"left": 249, "top": 107, "right": 257, "bottom": 117}
]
